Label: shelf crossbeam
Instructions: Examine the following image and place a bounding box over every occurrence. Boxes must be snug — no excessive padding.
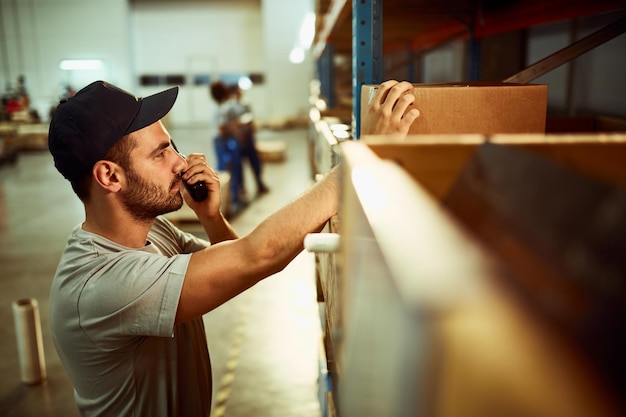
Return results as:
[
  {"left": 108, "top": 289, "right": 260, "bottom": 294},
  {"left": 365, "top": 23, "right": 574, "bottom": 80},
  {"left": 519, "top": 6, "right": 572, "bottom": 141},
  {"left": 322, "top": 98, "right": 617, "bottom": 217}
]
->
[{"left": 505, "top": 13, "right": 626, "bottom": 84}]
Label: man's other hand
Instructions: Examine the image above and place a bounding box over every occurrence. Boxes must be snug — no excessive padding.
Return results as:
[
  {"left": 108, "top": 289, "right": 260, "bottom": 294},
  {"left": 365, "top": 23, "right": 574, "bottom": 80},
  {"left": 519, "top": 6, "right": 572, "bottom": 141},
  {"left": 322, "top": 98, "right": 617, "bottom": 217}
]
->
[{"left": 361, "top": 80, "right": 420, "bottom": 137}]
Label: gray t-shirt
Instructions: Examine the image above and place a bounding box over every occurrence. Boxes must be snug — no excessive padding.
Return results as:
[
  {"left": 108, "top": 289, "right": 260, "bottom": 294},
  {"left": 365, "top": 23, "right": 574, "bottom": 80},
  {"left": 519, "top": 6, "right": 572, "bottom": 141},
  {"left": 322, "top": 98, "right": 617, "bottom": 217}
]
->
[{"left": 50, "top": 216, "right": 212, "bottom": 417}]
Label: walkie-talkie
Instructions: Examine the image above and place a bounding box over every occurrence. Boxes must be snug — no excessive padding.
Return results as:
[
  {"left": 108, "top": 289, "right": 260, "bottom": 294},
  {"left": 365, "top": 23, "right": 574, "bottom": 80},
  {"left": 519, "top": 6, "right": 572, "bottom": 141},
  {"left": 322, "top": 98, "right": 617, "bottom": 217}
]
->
[{"left": 170, "top": 140, "right": 209, "bottom": 202}]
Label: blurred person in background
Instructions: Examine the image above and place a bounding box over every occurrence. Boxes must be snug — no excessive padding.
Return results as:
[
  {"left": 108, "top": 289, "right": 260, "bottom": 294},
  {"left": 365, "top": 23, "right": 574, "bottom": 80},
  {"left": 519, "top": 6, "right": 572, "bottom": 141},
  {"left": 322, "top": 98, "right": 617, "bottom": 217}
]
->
[
  {"left": 227, "top": 83, "right": 269, "bottom": 196},
  {"left": 210, "top": 80, "right": 246, "bottom": 214}
]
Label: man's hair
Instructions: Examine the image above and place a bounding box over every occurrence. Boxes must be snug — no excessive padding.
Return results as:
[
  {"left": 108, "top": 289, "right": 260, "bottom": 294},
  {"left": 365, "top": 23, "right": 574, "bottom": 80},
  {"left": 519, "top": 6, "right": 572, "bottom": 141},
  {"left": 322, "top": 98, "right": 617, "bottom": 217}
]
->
[
  {"left": 210, "top": 81, "right": 229, "bottom": 104},
  {"left": 70, "top": 134, "right": 137, "bottom": 201}
]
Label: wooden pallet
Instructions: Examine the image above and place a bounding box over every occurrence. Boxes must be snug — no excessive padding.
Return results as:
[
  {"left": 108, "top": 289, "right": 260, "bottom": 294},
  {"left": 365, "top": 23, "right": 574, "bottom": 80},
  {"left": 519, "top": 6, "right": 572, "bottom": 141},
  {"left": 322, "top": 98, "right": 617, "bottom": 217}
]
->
[{"left": 256, "top": 140, "right": 287, "bottom": 162}]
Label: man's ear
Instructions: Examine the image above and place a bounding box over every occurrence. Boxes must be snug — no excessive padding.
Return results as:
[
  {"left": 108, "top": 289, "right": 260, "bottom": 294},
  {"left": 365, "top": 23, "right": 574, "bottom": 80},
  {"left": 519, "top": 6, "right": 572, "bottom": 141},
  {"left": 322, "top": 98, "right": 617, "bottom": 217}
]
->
[{"left": 92, "top": 161, "right": 124, "bottom": 193}]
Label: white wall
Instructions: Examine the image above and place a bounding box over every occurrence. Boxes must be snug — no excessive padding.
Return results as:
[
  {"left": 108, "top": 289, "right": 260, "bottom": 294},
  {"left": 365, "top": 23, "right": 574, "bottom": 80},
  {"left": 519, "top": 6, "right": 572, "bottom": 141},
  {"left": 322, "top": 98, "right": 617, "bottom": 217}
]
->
[
  {"left": 1, "top": 0, "right": 133, "bottom": 122},
  {"left": 0, "top": 0, "right": 316, "bottom": 126},
  {"left": 261, "top": 0, "right": 316, "bottom": 124},
  {"left": 130, "top": 1, "right": 265, "bottom": 126}
]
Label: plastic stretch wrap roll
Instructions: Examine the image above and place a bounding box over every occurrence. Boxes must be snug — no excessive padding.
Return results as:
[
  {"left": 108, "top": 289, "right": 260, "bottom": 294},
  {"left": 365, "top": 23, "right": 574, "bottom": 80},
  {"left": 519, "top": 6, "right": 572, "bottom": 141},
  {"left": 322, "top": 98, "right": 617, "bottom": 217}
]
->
[
  {"left": 12, "top": 298, "right": 47, "bottom": 385},
  {"left": 304, "top": 233, "right": 341, "bottom": 253}
]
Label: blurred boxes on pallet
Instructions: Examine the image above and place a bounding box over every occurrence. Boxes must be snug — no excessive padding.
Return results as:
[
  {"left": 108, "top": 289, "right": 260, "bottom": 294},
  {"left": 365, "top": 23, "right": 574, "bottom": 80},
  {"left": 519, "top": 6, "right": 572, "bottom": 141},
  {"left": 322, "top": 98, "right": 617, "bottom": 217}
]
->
[
  {"left": 256, "top": 140, "right": 287, "bottom": 162},
  {"left": 0, "top": 122, "right": 49, "bottom": 152},
  {"left": 0, "top": 122, "right": 18, "bottom": 164},
  {"left": 15, "top": 124, "right": 49, "bottom": 150}
]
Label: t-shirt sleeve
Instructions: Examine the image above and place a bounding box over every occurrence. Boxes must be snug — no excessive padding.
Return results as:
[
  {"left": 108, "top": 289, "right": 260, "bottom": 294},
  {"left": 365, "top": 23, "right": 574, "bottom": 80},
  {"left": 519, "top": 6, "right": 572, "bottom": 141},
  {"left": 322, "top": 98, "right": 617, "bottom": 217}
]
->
[
  {"left": 78, "top": 251, "right": 191, "bottom": 346},
  {"left": 152, "top": 216, "right": 210, "bottom": 254}
]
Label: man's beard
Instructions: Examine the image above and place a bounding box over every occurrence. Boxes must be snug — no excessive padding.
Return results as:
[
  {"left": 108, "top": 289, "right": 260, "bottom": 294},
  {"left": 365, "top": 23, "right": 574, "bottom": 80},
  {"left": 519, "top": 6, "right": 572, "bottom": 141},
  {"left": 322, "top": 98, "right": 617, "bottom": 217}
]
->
[{"left": 120, "top": 166, "right": 184, "bottom": 223}]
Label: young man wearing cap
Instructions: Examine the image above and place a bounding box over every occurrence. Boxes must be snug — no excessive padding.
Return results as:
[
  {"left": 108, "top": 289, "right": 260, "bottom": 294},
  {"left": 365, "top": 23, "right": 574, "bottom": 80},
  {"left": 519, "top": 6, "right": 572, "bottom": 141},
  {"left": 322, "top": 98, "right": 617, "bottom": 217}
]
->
[{"left": 48, "top": 79, "right": 419, "bottom": 416}]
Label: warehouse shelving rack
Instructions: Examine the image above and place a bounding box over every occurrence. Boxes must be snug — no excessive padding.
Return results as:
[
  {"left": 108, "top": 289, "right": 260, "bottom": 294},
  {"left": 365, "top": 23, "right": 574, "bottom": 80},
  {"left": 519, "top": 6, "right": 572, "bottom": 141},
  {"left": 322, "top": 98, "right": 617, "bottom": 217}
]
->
[{"left": 313, "top": 0, "right": 626, "bottom": 137}]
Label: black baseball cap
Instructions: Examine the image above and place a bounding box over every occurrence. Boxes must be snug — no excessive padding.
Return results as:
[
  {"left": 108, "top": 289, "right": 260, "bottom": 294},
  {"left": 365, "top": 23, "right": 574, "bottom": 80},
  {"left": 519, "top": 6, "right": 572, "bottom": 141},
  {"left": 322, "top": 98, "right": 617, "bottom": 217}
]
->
[{"left": 48, "top": 80, "right": 178, "bottom": 181}]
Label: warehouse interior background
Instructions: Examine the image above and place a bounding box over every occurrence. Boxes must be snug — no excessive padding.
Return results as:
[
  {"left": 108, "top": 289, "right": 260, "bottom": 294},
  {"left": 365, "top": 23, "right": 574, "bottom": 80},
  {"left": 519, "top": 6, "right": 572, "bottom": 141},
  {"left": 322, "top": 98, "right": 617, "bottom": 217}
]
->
[
  {"left": 1, "top": 0, "right": 626, "bottom": 416},
  {"left": 1, "top": 0, "right": 625, "bottom": 129}
]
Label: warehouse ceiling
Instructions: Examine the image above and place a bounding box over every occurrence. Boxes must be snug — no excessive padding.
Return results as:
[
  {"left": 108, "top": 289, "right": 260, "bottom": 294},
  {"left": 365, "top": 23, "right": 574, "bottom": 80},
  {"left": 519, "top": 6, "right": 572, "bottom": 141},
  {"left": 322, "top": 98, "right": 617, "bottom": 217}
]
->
[{"left": 313, "top": 0, "right": 626, "bottom": 58}]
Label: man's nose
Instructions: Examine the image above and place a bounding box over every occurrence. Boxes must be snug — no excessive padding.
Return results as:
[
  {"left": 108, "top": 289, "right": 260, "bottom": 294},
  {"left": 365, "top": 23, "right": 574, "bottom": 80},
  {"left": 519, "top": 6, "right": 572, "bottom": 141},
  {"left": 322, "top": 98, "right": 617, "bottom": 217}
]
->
[
  {"left": 174, "top": 151, "right": 188, "bottom": 173},
  {"left": 170, "top": 140, "right": 188, "bottom": 172}
]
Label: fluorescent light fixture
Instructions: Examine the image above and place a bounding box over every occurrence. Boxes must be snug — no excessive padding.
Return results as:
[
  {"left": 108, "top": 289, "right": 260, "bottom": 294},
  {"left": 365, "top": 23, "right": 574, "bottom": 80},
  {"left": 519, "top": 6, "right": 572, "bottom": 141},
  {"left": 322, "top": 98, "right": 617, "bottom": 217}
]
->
[
  {"left": 289, "top": 12, "right": 315, "bottom": 64},
  {"left": 333, "top": 130, "right": 351, "bottom": 140},
  {"left": 330, "top": 123, "right": 350, "bottom": 132},
  {"left": 60, "top": 59, "right": 103, "bottom": 70},
  {"left": 315, "top": 98, "right": 327, "bottom": 111},
  {"left": 289, "top": 47, "right": 305, "bottom": 64},
  {"left": 298, "top": 12, "right": 316, "bottom": 49},
  {"left": 309, "top": 107, "right": 321, "bottom": 122},
  {"left": 238, "top": 76, "right": 253, "bottom": 90}
]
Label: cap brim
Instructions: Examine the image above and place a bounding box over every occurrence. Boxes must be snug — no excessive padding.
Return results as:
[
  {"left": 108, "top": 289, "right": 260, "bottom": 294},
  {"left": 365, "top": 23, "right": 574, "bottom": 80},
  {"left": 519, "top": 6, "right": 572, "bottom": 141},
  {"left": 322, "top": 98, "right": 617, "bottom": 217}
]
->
[{"left": 125, "top": 86, "right": 179, "bottom": 135}]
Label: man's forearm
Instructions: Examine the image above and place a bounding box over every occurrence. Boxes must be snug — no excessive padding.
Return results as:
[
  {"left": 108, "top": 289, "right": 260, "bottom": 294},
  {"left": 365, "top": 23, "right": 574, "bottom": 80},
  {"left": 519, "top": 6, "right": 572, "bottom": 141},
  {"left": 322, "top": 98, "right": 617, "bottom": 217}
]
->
[
  {"left": 200, "top": 210, "right": 238, "bottom": 244},
  {"left": 247, "top": 166, "right": 340, "bottom": 270}
]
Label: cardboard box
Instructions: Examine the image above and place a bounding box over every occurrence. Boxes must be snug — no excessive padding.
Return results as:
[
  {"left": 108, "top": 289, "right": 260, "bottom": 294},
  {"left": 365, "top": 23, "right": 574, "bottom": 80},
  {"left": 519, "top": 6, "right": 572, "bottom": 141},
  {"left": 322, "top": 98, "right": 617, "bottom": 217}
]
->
[{"left": 361, "top": 82, "right": 548, "bottom": 135}]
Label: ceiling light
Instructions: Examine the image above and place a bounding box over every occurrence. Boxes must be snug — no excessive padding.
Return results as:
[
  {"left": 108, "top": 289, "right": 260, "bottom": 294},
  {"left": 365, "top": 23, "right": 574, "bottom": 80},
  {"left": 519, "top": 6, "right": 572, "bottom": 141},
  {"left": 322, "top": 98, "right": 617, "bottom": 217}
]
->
[
  {"left": 59, "top": 60, "right": 103, "bottom": 71},
  {"left": 289, "top": 47, "right": 305, "bottom": 64}
]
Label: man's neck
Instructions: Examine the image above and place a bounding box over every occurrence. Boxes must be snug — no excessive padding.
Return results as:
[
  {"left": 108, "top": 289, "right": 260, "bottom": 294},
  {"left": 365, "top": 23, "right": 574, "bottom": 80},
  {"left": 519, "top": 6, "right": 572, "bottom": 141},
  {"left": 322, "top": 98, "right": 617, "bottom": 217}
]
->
[{"left": 83, "top": 205, "right": 154, "bottom": 249}]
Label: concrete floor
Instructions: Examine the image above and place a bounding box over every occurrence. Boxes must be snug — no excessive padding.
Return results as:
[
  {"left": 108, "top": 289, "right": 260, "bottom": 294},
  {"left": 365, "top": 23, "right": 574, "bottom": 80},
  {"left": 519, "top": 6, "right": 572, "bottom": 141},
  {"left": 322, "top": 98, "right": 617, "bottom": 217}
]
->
[{"left": 0, "top": 126, "right": 323, "bottom": 417}]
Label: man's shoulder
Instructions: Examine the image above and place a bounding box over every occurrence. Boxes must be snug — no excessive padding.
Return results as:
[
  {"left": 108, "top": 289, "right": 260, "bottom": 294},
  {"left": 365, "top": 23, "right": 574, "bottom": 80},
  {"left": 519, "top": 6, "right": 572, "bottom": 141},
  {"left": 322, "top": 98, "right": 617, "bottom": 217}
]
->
[{"left": 150, "top": 216, "right": 182, "bottom": 239}]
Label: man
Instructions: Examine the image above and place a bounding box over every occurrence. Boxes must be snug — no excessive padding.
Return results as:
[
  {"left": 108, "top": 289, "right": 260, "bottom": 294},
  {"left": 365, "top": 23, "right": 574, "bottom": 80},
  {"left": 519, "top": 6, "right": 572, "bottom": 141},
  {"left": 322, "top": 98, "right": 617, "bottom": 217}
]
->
[{"left": 48, "top": 79, "right": 419, "bottom": 416}]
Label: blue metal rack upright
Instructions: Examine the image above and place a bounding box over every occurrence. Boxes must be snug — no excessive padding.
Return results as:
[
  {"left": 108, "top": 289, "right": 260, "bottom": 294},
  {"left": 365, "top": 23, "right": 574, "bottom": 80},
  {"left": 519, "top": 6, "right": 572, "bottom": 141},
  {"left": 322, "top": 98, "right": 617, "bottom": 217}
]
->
[
  {"left": 317, "top": 44, "right": 336, "bottom": 109},
  {"left": 352, "top": 0, "right": 382, "bottom": 139}
]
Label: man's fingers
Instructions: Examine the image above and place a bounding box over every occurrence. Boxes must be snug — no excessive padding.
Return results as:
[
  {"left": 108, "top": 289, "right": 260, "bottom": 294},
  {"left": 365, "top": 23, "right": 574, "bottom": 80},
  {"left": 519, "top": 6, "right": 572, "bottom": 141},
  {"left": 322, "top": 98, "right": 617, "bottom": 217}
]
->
[
  {"left": 183, "top": 154, "right": 214, "bottom": 184},
  {"left": 385, "top": 81, "right": 414, "bottom": 107},
  {"left": 401, "top": 108, "right": 420, "bottom": 129},
  {"left": 361, "top": 80, "right": 419, "bottom": 136},
  {"left": 372, "top": 80, "right": 399, "bottom": 107}
]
